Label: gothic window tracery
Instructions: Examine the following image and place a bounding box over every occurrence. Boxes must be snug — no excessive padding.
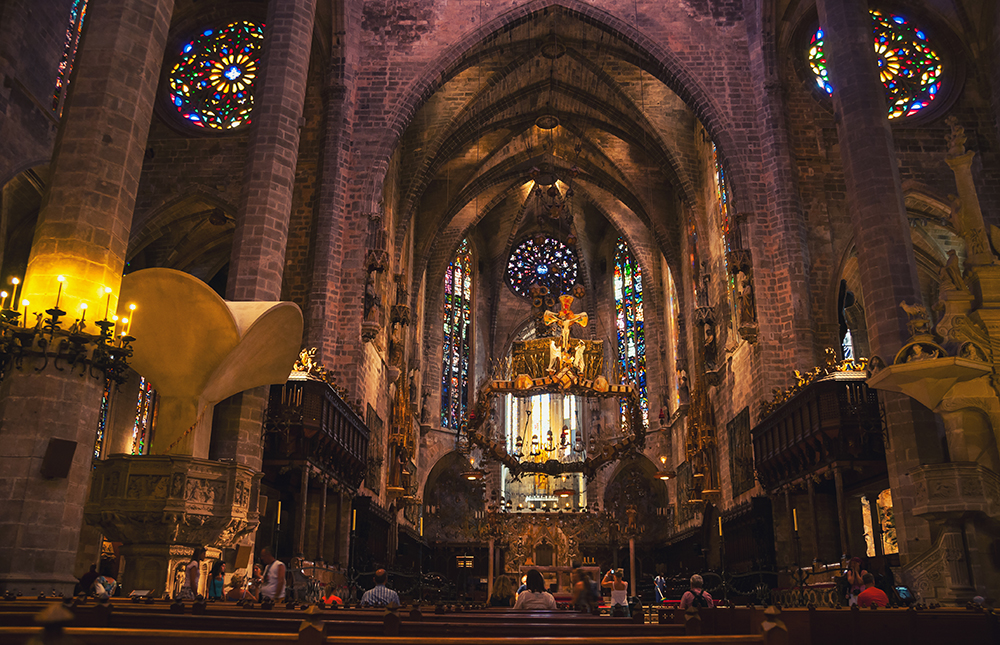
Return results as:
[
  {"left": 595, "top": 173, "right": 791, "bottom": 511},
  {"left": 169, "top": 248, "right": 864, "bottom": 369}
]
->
[
  {"left": 442, "top": 239, "right": 473, "bottom": 429},
  {"left": 130, "top": 377, "right": 156, "bottom": 455},
  {"left": 613, "top": 238, "right": 647, "bottom": 427},
  {"left": 52, "top": 0, "right": 88, "bottom": 116},
  {"left": 506, "top": 237, "right": 579, "bottom": 299},
  {"left": 808, "top": 10, "right": 944, "bottom": 120},
  {"left": 167, "top": 20, "right": 264, "bottom": 130}
]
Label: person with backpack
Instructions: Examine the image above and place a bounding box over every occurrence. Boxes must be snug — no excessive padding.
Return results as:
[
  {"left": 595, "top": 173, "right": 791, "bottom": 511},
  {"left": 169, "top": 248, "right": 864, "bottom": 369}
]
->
[{"left": 678, "top": 574, "right": 713, "bottom": 610}]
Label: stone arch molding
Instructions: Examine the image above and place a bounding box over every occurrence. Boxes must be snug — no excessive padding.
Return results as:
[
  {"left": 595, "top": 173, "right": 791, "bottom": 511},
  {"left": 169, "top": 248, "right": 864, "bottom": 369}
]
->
[{"left": 358, "top": 0, "right": 746, "bottom": 227}]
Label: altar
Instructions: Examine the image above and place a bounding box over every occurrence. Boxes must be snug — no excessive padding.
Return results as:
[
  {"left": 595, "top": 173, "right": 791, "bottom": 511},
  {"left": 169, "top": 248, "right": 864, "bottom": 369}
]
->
[{"left": 519, "top": 565, "right": 601, "bottom": 594}]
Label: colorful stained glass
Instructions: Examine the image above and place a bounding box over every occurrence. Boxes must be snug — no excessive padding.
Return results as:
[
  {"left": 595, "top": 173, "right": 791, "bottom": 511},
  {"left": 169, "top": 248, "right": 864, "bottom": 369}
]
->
[
  {"left": 506, "top": 237, "right": 579, "bottom": 298},
  {"left": 714, "top": 143, "right": 737, "bottom": 323},
  {"left": 167, "top": 20, "right": 264, "bottom": 130},
  {"left": 93, "top": 378, "right": 111, "bottom": 459},
  {"left": 613, "top": 238, "right": 648, "bottom": 428},
  {"left": 52, "top": 0, "right": 88, "bottom": 116},
  {"left": 442, "top": 240, "right": 473, "bottom": 429},
  {"left": 131, "top": 377, "right": 156, "bottom": 455},
  {"left": 808, "top": 11, "right": 944, "bottom": 119}
]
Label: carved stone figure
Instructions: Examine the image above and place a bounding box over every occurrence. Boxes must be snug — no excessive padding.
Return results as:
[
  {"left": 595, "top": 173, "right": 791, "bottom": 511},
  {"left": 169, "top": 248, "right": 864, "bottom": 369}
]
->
[
  {"left": 900, "top": 301, "right": 932, "bottom": 336},
  {"left": 364, "top": 273, "right": 382, "bottom": 323},
  {"left": 736, "top": 269, "right": 756, "bottom": 327}
]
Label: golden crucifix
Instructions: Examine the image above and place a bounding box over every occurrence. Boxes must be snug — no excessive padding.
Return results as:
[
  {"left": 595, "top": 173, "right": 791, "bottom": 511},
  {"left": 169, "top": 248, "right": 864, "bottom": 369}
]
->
[{"left": 543, "top": 294, "right": 588, "bottom": 365}]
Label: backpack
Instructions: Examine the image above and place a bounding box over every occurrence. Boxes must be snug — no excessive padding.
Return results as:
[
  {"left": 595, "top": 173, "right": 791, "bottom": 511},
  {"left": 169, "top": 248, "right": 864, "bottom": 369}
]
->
[{"left": 691, "top": 590, "right": 709, "bottom": 608}]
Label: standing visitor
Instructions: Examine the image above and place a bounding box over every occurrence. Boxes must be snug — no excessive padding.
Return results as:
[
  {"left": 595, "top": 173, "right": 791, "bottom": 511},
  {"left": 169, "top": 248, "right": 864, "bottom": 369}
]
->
[
  {"left": 602, "top": 568, "right": 629, "bottom": 616},
  {"left": 259, "top": 547, "right": 286, "bottom": 601},
  {"left": 177, "top": 547, "right": 206, "bottom": 600},
  {"left": 207, "top": 560, "right": 225, "bottom": 600}
]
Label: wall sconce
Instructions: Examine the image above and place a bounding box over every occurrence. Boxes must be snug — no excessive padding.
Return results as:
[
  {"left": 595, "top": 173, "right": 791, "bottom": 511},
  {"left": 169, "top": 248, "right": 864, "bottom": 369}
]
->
[{"left": 0, "top": 276, "right": 135, "bottom": 384}]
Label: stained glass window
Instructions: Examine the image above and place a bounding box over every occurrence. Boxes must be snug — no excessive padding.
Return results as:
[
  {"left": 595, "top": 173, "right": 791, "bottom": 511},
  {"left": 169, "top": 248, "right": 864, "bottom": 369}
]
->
[
  {"left": 52, "top": 0, "right": 88, "bottom": 116},
  {"left": 131, "top": 377, "right": 156, "bottom": 455},
  {"left": 506, "top": 237, "right": 579, "bottom": 298},
  {"left": 808, "top": 10, "right": 944, "bottom": 119},
  {"left": 714, "top": 144, "right": 737, "bottom": 331},
  {"left": 167, "top": 20, "right": 264, "bottom": 130},
  {"left": 93, "top": 379, "right": 111, "bottom": 459},
  {"left": 442, "top": 240, "right": 473, "bottom": 429},
  {"left": 613, "top": 238, "right": 647, "bottom": 427}
]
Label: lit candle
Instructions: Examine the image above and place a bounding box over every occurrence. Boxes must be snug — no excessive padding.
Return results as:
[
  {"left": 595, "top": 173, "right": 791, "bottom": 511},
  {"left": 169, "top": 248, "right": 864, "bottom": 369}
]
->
[
  {"left": 79, "top": 303, "right": 88, "bottom": 324},
  {"left": 55, "top": 275, "right": 66, "bottom": 309},
  {"left": 0, "top": 291, "right": 8, "bottom": 311},
  {"left": 126, "top": 304, "right": 136, "bottom": 335},
  {"left": 20, "top": 299, "right": 29, "bottom": 326},
  {"left": 102, "top": 286, "right": 113, "bottom": 320},
  {"left": 793, "top": 508, "right": 798, "bottom": 532},
  {"left": 11, "top": 278, "right": 20, "bottom": 311}
]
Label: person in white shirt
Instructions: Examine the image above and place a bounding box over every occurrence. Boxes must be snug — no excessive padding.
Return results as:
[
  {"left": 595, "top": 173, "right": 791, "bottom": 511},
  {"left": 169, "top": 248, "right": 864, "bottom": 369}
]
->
[
  {"left": 602, "top": 568, "right": 630, "bottom": 616},
  {"left": 513, "top": 569, "right": 557, "bottom": 609},
  {"left": 177, "top": 547, "right": 206, "bottom": 600},
  {"left": 259, "top": 547, "right": 286, "bottom": 601}
]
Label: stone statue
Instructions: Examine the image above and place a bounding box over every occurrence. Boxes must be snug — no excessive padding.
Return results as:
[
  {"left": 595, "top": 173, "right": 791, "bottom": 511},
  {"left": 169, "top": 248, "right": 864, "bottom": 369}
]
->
[
  {"left": 939, "top": 249, "right": 968, "bottom": 294},
  {"left": 899, "top": 301, "right": 932, "bottom": 336},
  {"left": 364, "top": 272, "right": 382, "bottom": 322},
  {"left": 420, "top": 388, "right": 431, "bottom": 425},
  {"left": 736, "top": 269, "right": 756, "bottom": 327}
]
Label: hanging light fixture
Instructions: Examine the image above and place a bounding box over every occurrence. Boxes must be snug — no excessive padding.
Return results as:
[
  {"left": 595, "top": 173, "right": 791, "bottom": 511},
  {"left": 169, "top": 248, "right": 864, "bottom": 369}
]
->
[
  {"left": 461, "top": 455, "right": 484, "bottom": 482},
  {"left": 656, "top": 455, "right": 675, "bottom": 481}
]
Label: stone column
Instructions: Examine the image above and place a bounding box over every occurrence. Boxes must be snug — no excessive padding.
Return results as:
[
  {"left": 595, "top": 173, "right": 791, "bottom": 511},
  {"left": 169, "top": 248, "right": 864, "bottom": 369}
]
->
[
  {"left": 806, "top": 477, "right": 821, "bottom": 563},
  {"left": 743, "top": 0, "right": 816, "bottom": 381},
  {"left": 304, "top": 1, "right": 360, "bottom": 388},
  {"left": 214, "top": 0, "right": 318, "bottom": 469},
  {"left": 317, "top": 481, "right": 328, "bottom": 562},
  {"left": 296, "top": 467, "right": 309, "bottom": 557},
  {"left": 0, "top": 0, "right": 174, "bottom": 595},
  {"left": 833, "top": 468, "right": 849, "bottom": 559},
  {"left": 815, "top": 0, "right": 942, "bottom": 573}
]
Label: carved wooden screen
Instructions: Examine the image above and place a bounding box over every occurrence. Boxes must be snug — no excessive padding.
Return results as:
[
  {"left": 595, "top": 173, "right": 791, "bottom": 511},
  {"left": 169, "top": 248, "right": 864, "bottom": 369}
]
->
[{"left": 728, "top": 406, "right": 754, "bottom": 496}]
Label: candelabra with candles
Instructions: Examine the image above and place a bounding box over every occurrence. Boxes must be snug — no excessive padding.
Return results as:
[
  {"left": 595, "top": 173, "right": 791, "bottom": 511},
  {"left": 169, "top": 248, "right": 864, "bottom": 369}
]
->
[{"left": 0, "top": 276, "right": 136, "bottom": 384}]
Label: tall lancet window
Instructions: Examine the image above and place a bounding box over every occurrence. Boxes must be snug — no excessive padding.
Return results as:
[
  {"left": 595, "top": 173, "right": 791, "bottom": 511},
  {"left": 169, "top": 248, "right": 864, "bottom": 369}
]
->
[
  {"left": 614, "top": 238, "right": 647, "bottom": 427},
  {"left": 442, "top": 239, "right": 473, "bottom": 429},
  {"left": 52, "top": 0, "right": 89, "bottom": 116}
]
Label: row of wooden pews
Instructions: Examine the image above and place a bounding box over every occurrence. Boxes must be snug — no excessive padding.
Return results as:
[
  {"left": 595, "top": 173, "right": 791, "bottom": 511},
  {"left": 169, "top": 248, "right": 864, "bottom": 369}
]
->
[
  {"left": 0, "top": 597, "right": 778, "bottom": 645},
  {"left": 656, "top": 604, "right": 999, "bottom": 644},
  {"left": 2, "top": 596, "right": 997, "bottom": 645}
]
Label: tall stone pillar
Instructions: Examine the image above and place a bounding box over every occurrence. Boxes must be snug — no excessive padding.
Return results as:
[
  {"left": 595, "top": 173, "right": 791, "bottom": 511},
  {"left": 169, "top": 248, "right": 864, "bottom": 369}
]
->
[
  {"left": 0, "top": 0, "right": 174, "bottom": 594},
  {"left": 743, "top": 0, "right": 816, "bottom": 381},
  {"left": 304, "top": 1, "right": 359, "bottom": 375},
  {"left": 215, "top": 0, "right": 318, "bottom": 469},
  {"left": 815, "top": 0, "right": 943, "bottom": 575}
]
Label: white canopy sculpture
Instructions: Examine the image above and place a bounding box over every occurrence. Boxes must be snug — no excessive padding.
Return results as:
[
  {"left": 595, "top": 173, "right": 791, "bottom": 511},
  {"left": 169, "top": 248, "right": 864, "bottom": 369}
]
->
[{"left": 120, "top": 268, "right": 304, "bottom": 457}]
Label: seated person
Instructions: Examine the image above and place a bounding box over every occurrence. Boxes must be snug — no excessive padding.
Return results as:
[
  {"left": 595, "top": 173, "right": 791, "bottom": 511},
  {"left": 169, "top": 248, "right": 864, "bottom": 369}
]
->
[
  {"left": 857, "top": 573, "right": 889, "bottom": 608},
  {"left": 225, "top": 574, "right": 257, "bottom": 602},
  {"left": 324, "top": 583, "right": 343, "bottom": 606},
  {"left": 489, "top": 575, "right": 515, "bottom": 607},
  {"left": 360, "top": 569, "right": 400, "bottom": 608},
  {"left": 513, "top": 569, "right": 557, "bottom": 609},
  {"left": 678, "top": 574, "right": 713, "bottom": 610}
]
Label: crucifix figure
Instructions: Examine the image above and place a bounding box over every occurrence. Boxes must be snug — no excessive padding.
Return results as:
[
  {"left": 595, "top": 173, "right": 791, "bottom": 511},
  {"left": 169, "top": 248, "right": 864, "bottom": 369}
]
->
[{"left": 543, "top": 294, "right": 589, "bottom": 364}]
